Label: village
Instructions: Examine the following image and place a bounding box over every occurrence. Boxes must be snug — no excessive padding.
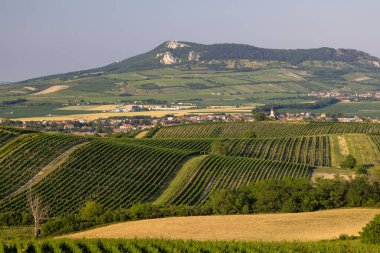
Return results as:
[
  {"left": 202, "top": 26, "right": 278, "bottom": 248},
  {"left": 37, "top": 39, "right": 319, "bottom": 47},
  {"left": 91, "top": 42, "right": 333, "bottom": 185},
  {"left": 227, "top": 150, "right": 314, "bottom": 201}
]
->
[{"left": 0, "top": 105, "right": 375, "bottom": 136}]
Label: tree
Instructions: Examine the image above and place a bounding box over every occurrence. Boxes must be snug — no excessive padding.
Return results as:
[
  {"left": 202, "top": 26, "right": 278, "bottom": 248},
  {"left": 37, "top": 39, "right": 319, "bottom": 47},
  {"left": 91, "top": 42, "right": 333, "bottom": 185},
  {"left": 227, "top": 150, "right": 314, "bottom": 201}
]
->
[
  {"left": 254, "top": 112, "right": 266, "bottom": 121},
  {"left": 210, "top": 141, "right": 229, "bottom": 156},
  {"left": 79, "top": 201, "right": 103, "bottom": 221},
  {"left": 355, "top": 164, "right": 368, "bottom": 175},
  {"left": 340, "top": 154, "right": 357, "bottom": 169},
  {"left": 28, "top": 189, "right": 48, "bottom": 238}
]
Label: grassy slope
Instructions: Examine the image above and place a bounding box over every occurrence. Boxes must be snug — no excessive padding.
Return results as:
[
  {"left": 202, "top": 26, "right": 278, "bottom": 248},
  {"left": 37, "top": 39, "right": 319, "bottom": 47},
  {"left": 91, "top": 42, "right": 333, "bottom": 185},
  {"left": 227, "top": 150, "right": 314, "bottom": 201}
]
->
[
  {"left": 330, "top": 133, "right": 380, "bottom": 165},
  {"left": 154, "top": 155, "right": 207, "bottom": 205}
]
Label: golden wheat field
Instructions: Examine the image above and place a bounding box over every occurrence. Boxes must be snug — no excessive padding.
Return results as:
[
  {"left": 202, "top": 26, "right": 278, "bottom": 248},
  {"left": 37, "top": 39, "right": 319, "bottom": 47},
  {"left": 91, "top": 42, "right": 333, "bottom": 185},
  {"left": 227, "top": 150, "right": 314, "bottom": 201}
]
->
[
  {"left": 62, "top": 208, "right": 380, "bottom": 241},
  {"left": 13, "top": 106, "right": 254, "bottom": 121}
]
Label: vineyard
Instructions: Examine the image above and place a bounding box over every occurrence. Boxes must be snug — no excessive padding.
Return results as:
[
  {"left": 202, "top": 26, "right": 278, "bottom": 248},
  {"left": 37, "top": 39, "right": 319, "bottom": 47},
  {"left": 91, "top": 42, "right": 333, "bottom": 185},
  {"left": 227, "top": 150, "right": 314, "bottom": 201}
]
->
[
  {"left": 156, "top": 155, "right": 310, "bottom": 206},
  {"left": 153, "top": 122, "right": 380, "bottom": 138},
  {"left": 0, "top": 134, "right": 84, "bottom": 200},
  {"left": 0, "top": 141, "right": 194, "bottom": 215},
  {"left": 117, "top": 135, "right": 330, "bottom": 166},
  {"left": 1, "top": 238, "right": 379, "bottom": 253},
  {"left": 0, "top": 122, "right": 380, "bottom": 218},
  {"left": 0, "top": 126, "right": 33, "bottom": 146}
]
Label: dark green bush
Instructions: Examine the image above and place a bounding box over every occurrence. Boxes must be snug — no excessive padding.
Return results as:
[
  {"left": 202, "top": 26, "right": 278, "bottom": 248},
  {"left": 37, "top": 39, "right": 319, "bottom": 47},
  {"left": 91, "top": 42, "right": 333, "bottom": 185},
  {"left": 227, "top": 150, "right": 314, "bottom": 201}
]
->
[
  {"left": 340, "top": 154, "right": 357, "bottom": 169},
  {"left": 361, "top": 214, "right": 380, "bottom": 244},
  {"left": 210, "top": 141, "right": 229, "bottom": 156}
]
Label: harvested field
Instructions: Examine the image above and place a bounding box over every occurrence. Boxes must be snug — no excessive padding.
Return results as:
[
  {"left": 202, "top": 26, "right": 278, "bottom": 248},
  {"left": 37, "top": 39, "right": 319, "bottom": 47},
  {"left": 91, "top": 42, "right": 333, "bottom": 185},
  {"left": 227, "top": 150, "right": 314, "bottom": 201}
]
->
[
  {"left": 33, "top": 85, "right": 69, "bottom": 95},
  {"left": 13, "top": 107, "right": 252, "bottom": 121},
  {"left": 353, "top": 76, "right": 372, "bottom": 82},
  {"left": 24, "top": 86, "right": 37, "bottom": 91},
  {"left": 63, "top": 208, "right": 380, "bottom": 241},
  {"left": 134, "top": 131, "right": 149, "bottom": 138}
]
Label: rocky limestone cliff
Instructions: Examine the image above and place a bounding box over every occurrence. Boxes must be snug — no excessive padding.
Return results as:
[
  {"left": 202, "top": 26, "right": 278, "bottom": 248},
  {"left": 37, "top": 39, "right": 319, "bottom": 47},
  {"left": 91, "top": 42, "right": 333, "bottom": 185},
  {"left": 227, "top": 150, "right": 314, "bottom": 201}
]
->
[
  {"left": 188, "top": 51, "right": 200, "bottom": 61},
  {"left": 372, "top": 61, "right": 380, "bottom": 68},
  {"left": 158, "top": 51, "right": 181, "bottom": 64}
]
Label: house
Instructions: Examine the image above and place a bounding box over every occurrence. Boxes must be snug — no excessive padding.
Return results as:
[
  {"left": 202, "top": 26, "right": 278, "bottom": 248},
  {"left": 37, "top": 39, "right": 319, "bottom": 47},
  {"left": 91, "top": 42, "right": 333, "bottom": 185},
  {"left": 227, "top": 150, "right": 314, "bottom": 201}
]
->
[
  {"left": 63, "top": 124, "right": 75, "bottom": 130},
  {"left": 120, "top": 123, "right": 134, "bottom": 130}
]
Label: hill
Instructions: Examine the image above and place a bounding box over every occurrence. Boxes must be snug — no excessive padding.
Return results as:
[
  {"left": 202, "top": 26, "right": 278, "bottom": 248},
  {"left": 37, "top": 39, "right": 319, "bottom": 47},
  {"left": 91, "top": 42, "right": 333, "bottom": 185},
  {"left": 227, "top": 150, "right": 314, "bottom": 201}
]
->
[
  {"left": 1, "top": 122, "right": 380, "bottom": 218},
  {"left": 1, "top": 41, "right": 380, "bottom": 119},
  {"left": 20, "top": 41, "right": 380, "bottom": 78}
]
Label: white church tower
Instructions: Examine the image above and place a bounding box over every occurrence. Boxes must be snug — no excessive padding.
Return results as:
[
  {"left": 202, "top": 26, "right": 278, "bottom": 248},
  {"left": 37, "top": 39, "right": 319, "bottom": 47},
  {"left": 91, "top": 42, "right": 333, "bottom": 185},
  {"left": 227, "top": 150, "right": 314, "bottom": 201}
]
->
[{"left": 269, "top": 107, "right": 277, "bottom": 119}]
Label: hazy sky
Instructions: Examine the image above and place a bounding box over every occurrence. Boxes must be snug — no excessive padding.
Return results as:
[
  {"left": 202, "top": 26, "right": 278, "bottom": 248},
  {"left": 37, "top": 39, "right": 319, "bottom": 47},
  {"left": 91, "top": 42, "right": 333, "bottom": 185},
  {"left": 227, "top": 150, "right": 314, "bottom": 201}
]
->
[{"left": 1, "top": 0, "right": 380, "bottom": 82}]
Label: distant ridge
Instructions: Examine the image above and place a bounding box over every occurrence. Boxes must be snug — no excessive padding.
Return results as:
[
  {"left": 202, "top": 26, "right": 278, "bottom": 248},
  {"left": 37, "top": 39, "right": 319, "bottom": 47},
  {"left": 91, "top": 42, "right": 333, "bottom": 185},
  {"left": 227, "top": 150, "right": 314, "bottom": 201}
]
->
[{"left": 18, "top": 40, "right": 380, "bottom": 82}]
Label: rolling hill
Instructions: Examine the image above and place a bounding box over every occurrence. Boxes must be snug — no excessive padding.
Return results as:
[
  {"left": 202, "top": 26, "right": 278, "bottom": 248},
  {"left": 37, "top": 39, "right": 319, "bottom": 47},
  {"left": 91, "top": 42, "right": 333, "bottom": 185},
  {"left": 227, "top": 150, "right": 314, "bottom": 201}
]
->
[
  {"left": 1, "top": 122, "right": 380, "bottom": 217},
  {"left": 1, "top": 41, "right": 380, "bottom": 119}
]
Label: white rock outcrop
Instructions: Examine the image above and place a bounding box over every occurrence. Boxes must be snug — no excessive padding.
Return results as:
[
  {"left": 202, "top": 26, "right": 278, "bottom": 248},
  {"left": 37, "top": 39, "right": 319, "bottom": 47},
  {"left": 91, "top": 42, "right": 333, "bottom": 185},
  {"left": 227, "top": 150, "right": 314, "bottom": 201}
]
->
[
  {"left": 188, "top": 51, "right": 200, "bottom": 61},
  {"left": 166, "top": 40, "right": 189, "bottom": 49},
  {"left": 159, "top": 51, "right": 180, "bottom": 64},
  {"left": 372, "top": 61, "right": 380, "bottom": 68}
]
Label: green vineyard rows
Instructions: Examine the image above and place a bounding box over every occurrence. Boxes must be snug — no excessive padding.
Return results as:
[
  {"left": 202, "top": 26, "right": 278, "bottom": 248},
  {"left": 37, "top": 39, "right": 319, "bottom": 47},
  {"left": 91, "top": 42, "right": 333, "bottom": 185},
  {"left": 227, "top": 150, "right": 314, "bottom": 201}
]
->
[
  {"left": 0, "top": 134, "right": 84, "bottom": 200},
  {"left": 1, "top": 238, "right": 379, "bottom": 253},
  {"left": 0, "top": 141, "right": 194, "bottom": 216},
  {"left": 0, "top": 126, "right": 33, "bottom": 147},
  {"left": 158, "top": 155, "right": 310, "bottom": 206},
  {"left": 153, "top": 122, "right": 380, "bottom": 138},
  {"left": 370, "top": 135, "right": 380, "bottom": 152},
  {"left": 0, "top": 126, "right": 34, "bottom": 135},
  {"left": 0, "top": 131, "right": 16, "bottom": 146},
  {"left": 1, "top": 122, "right": 379, "bottom": 217},
  {"left": 118, "top": 135, "right": 331, "bottom": 167}
]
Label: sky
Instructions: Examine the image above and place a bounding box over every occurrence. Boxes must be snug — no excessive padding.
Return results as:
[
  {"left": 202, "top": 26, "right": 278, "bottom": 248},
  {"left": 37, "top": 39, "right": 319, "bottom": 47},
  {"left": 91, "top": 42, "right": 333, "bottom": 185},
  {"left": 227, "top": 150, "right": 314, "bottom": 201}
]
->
[{"left": 1, "top": 0, "right": 380, "bottom": 82}]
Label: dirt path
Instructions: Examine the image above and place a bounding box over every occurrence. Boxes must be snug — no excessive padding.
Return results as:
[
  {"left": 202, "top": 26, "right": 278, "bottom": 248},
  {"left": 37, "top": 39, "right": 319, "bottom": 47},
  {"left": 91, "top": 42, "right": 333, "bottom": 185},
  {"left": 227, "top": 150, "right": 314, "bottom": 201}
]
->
[
  {"left": 337, "top": 136, "right": 348, "bottom": 155},
  {"left": 62, "top": 208, "right": 380, "bottom": 242}
]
